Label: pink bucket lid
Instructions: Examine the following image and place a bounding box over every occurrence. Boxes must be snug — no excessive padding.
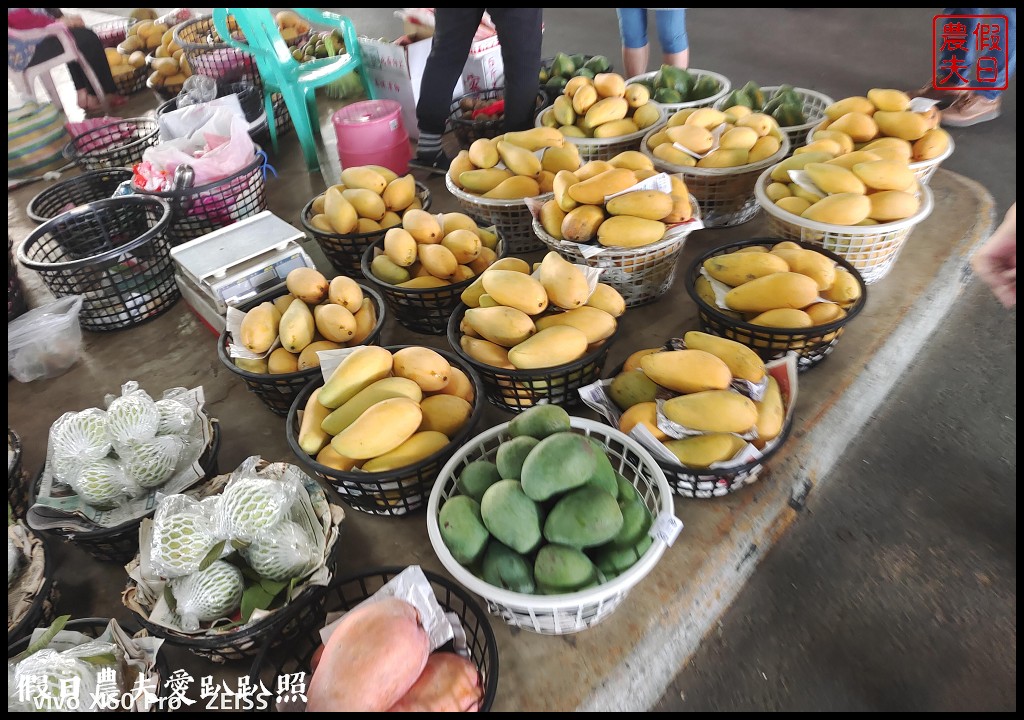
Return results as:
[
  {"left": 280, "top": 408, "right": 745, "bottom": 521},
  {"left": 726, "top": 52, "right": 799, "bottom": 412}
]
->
[{"left": 332, "top": 100, "right": 403, "bottom": 127}]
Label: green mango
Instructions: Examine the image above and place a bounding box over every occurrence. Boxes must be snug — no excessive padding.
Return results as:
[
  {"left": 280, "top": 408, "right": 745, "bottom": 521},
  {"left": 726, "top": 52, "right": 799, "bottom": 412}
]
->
[
  {"left": 574, "top": 67, "right": 595, "bottom": 79},
  {"left": 439, "top": 496, "right": 489, "bottom": 566},
  {"left": 608, "top": 495, "right": 653, "bottom": 550},
  {"left": 774, "top": 102, "right": 806, "bottom": 127},
  {"left": 534, "top": 544, "right": 598, "bottom": 592},
  {"left": 508, "top": 405, "right": 571, "bottom": 441},
  {"left": 551, "top": 52, "right": 576, "bottom": 78},
  {"left": 654, "top": 87, "right": 683, "bottom": 104},
  {"left": 653, "top": 64, "right": 676, "bottom": 90},
  {"left": 496, "top": 435, "right": 540, "bottom": 481},
  {"left": 481, "top": 541, "right": 535, "bottom": 594},
  {"left": 583, "top": 55, "right": 610, "bottom": 74},
  {"left": 543, "top": 486, "right": 624, "bottom": 549},
  {"left": 741, "top": 81, "right": 765, "bottom": 110},
  {"left": 690, "top": 75, "right": 721, "bottom": 100},
  {"left": 521, "top": 432, "right": 598, "bottom": 502},
  {"left": 545, "top": 76, "right": 568, "bottom": 90},
  {"left": 457, "top": 460, "right": 502, "bottom": 503},
  {"left": 539, "top": 68, "right": 550, "bottom": 83},
  {"left": 569, "top": 54, "right": 587, "bottom": 71},
  {"left": 590, "top": 535, "right": 653, "bottom": 578},
  {"left": 724, "top": 89, "right": 753, "bottom": 109},
  {"left": 609, "top": 369, "right": 659, "bottom": 410},
  {"left": 585, "top": 439, "right": 619, "bottom": 498},
  {"left": 480, "top": 480, "right": 544, "bottom": 555}
]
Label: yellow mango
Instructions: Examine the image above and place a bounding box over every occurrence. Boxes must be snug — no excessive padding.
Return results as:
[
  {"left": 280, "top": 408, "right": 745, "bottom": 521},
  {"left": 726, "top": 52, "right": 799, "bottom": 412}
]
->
[
  {"left": 861, "top": 137, "right": 913, "bottom": 158},
  {"left": 433, "top": 366, "right": 475, "bottom": 404},
  {"left": 623, "top": 348, "right": 662, "bottom": 373},
  {"left": 496, "top": 141, "right": 542, "bottom": 177},
  {"left": 753, "top": 376, "right": 785, "bottom": 444},
  {"left": 324, "top": 187, "right": 358, "bottom": 234},
  {"left": 553, "top": 169, "right": 580, "bottom": 212},
  {"left": 447, "top": 151, "right": 474, "bottom": 189},
  {"left": 663, "top": 390, "right": 758, "bottom": 434},
  {"left": 724, "top": 272, "right": 819, "bottom": 313},
  {"left": 852, "top": 160, "right": 915, "bottom": 191},
  {"left": 683, "top": 331, "right": 765, "bottom": 383},
  {"left": 805, "top": 302, "right": 846, "bottom": 325},
  {"left": 534, "top": 306, "right": 617, "bottom": 344},
  {"left": 540, "top": 199, "right": 567, "bottom": 239},
  {"left": 298, "top": 388, "right": 332, "bottom": 455},
  {"left": 632, "top": 102, "right": 662, "bottom": 129},
  {"left": 572, "top": 83, "right": 599, "bottom": 115},
  {"left": 824, "top": 150, "right": 882, "bottom": 170},
  {"left": 623, "top": 83, "right": 650, "bottom": 108},
  {"left": 667, "top": 107, "right": 698, "bottom": 126},
  {"left": 402, "top": 208, "right": 442, "bottom": 244},
  {"left": 811, "top": 129, "right": 855, "bottom": 155},
  {"left": 748, "top": 308, "right": 814, "bottom": 328},
  {"left": 663, "top": 192, "right": 694, "bottom": 222},
  {"left": 748, "top": 136, "right": 782, "bottom": 163},
  {"left": 331, "top": 397, "right": 423, "bottom": 460},
  {"left": 619, "top": 401, "right": 667, "bottom": 440},
  {"left": 770, "top": 248, "right": 836, "bottom": 291},
  {"left": 268, "top": 348, "right": 299, "bottom": 375},
  {"left": 789, "top": 183, "right": 823, "bottom": 204},
  {"left": 801, "top": 193, "right": 871, "bottom": 225},
  {"left": 419, "top": 394, "right": 473, "bottom": 437},
  {"left": 586, "top": 283, "right": 626, "bottom": 317},
  {"left": 567, "top": 168, "right": 637, "bottom": 205},
  {"left": 719, "top": 126, "right": 760, "bottom": 151},
  {"left": 867, "top": 88, "right": 911, "bottom": 112},
  {"left": 594, "top": 72, "right": 627, "bottom": 98},
  {"left": 684, "top": 107, "right": 728, "bottom": 130},
  {"left": 912, "top": 128, "right": 950, "bottom": 161},
  {"left": 664, "top": 433, "right": 747, "bottom": 468},
  {"left": 460, "top": 335, "right": 514, "bottom": 368},
  {"left": 460, "top": 168, "right": 514, "bottom": 194},
  {"left": 641, "top": 349, "right": 732, "bottom": 394},
  {"left": 362, "top": 431, "right": 450, "bottom": 472},
  {"left": 482, "top": 176, "right": 541, "bottom": 199},
  {"left": 776, "top": 196, "right": 812, "bottom": 215},
  {"left": 736, "top": 113, "right": 777, "bottom": 138},
  {"left": 824, "top": 96, "right": 875, "bottom": 121},
  {"left": 766, "top": 182, "right": 792, "bottom": 202},
  {"left": 315, "top": 444, "right": 358, "bottom": 471},
  {"left": 319, "top": 345, "right": 394, "bottom": 408},
  {"left": 481, "top": 269, "right": 548, "bottom": 315},
  {"left": 698, "top": 149, "right": 750, "bottom": 168},
  {"left": 464, "top": 306, "right": 536, "bottom": 347},
  {"left": 350, "top": 298, "right": 378, "bottom": 345},
  {"left": 873, "top": 110, "right": 930, "bottom": 141},
  {"left": 357, "top": 218, "right": 382, "bottom": 234},
  {"left": 564, "top": 75, "right": 594, "bottom": 98},
  {"left": 703, "top": 252, "right": 790, "bottom": 287},
  {"left": 796, "top": 139, "right": 842, "bottom": 156},
  {"left": 380, "top": 211, "right": 402, "bottom": 228},
  {"left": 297, "top": 340, "right": 342, "bottom": 370},
  {"left": 382, "top": 174, "right": 416, "bottom": 212},
  {"left": 584, "top": 97, "right": 629, "bottom": 128},
  {"left": 238, "top": 302, "right": 278, "bottom": 354},
  {"left": 803, "top": 163, "right": 866, "bottom": 195},
  {"left": 552, "top": 95, "right": 576, "bottom": 126},
  {"left": 598, "top": 216, "right": 665, "bottom": 248},
  {"left": 503, "top": 127, "right": 564, "bottom": 151},
  {"left": 821, "top": 268, "right": 862, "bottom": 305},
  {"left": 398, "top": 276, "right": 450, "bottom": 289},
  {"left": 320, "top": 377, "right": 422, "bottom": 436},
  {"left": 537, "top": 170, "right": 556, "bottom": 194},
  {"left": 594, "top": 118, "right": 640, "bottom": 138},
  {"left": 340, "top": 167, "right": 387, "bottom": 194},
  {"left": 561, "top": 204, "right": 606, "bottom": 242},
  {"left": 769, "top": 152, "right": 834, "bottom": 182},
  {"left": 538, "top": 251, "right": 591, "bottom": 310},
  {"left": 393, "top": 346, "right": 452, "bottom": 392},
  {"left": 608, "top": 150, "right": 654, "bottom": 171},
  {"left": 441, "top": 212, "right": 478, "bottom": 235},
  {"left": 653, "top": 144, "right": 697, "bottom": 167},
  {"left": 342, "top": 188, "right": 386, "bottom": 221},
  {"left": 441, "top": 229, "right": 481, "bottom": 264},
  {"left": 667, "top": 125, "right": 714, "bottom": 154},
  {"left": 868, "top": 190, "right": 920, "bottom": 222},
  {"left": 827, "top": 112, "right": 879, "bottom": 142},
  {"left": 313, "top": 303, "right": 357, "bottom": 343},
  {"left": 384, "top": 228, "right": 418, "bottom": 267},
  {"left": 508, "top": 325, "right": 589, "bottom": 369},
  {"left": 286, "top": 267, "right": 328, "bottom": 304},
  {"left": 279, "top": 297, "right": 315, "bottom": 353},
  {"left": 542, "top": 144, "right": 582, "bottom": 174}
]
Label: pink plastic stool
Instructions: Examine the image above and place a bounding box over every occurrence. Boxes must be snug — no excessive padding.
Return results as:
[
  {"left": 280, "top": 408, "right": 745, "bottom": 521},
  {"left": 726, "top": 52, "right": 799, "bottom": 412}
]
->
[{"left": 332, "top": 100, "right": 411, "bottom": 175}]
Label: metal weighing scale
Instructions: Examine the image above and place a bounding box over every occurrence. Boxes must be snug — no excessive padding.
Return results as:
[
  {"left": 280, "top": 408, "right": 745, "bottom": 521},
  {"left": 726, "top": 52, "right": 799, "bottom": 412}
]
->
[{"left": 170, "top": 211, "right": 315, "bottom": 334}]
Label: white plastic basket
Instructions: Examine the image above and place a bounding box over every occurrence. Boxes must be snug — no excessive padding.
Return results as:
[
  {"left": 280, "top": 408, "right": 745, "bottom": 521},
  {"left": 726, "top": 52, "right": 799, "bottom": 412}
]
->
[
  {"left": 445, "top": 173, "right": 550, "bottom": 254},
  {"left": 642, "top": 128, "right": 791, "bottom": 227},
  {"left": 530, "top": 194, "right": 701, "bottom": 307},
  {"left": 626, "top": 69, "right": 731, "bottom": 117},
  {"left": 714, "top": 86, "right": 833, "bottom": 154},
  {"left": 426, "top": 417, "right": 675, "bottom": 635},
  {"left": 533, "top": 104, "right": 667, "bottom": 162},
  {"left": 804, "top": 127, "right": 955, "bottom": 185},
  {"left": 754, "top": 167, "right": 935, "bottom": 284}
]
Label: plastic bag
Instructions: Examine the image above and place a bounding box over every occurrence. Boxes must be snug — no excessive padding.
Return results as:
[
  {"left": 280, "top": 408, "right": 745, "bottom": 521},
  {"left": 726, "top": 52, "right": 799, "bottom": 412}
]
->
[
  {"left": 158, "top": 95, "right": 246, "bottom": 143},
  {"left": 215, "top": 462, "right": 301, "bottom": 543},
  {"left": 139, "top": 111, "right": 255, "bottom": 190},
  {"left": 105, "top": 382, "right": 161, "bottom": 450},
  {"left": 7, "top": 295, "right": 84, "bottom": 382},
  {"left": 149, "top": 494, "right": 221, "bottom": 579},
  {"left": 176, "top": 74, "right": 218, "bottom": 109}
]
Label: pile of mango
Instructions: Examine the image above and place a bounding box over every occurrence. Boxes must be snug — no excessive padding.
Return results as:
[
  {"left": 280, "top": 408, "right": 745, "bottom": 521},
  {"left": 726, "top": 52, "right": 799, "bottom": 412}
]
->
[
  {"left": 143, "top": 25, "right": 193, "bottom": 89},
  {"left": 646, "top": 107, "right": 785, "bottom": 169},
  {"left": 610, "top": 332, "right": 783, "bottom": 466},
  {"left": 694, "top": 242, "right": 861, "bottom": 342},
  {"left": 722, "top": 82, "right": 808, "bottom": 127},
  {"left": 308, "top": 167, "right": 424, "bottom": 236},
  {"left": 235, "top": 268, "right": 377, "bottom": 374},
  {"left": 116, "top": 18, "right": 168, "bottom": 55},
  {"left": 632, "top": 65, "right": 722, "bottom": 105},
  {"left": 538, "top": 151, "right": 693, "bottom": 248},
  {"left": 538, "top": 73, "right": 663, "bottom": 140},
  {"left": 104, "top": 46, "right": 147, "bottom": 83},
  {"left": 297, "top": 346, "right": 475, "bottom": 474},
  {"left": 766, "top": 137, "right": 924, "bottom": 225},
  {"left": 439, "top": 405, "right": 655, "bottom": 592},
  {"left": 448, "top": 128, "right": 577, "bottom": 200},
  {"left": 369, "top": 211, "right": 500, "bottom": 288},
  {"left": 539, "top": 53, "right": 611, "bottom": 91},
  {"left": 811, "top": 89, "right": 950, "bottom": 160},
  {"left": 457, "top": 252, "right": 626, "bottom": 374}
]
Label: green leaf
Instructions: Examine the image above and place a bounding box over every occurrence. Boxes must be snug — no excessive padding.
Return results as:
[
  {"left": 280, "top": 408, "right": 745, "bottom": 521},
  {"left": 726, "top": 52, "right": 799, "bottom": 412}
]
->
[
  {"left": 258, "top": 578, "right": 289, "bottom": 596},
  {"left": 230, "top": 539, "right": 248, "bottom": 552},
  {"left": 12, "top": 615, "right": 70, "bottom": 663},
  {"left": 76, "top": 653, "right": 119, "bottom": 667},
  {"left": 198, "top": 540, "right": 226, "bottom": 571},
  {"left": 240, "top": 583, "right": 276, "bottom": 623},
  {"left": 163, "top": 584, "right": 177, "bottom": 614}
]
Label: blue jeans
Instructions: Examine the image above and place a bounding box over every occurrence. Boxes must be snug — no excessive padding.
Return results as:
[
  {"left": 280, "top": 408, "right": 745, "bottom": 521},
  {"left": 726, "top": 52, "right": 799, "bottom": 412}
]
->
[
  {"left": 616, "top": 9, "right": 688, "bottom": 54},
  {"left": 938, "top": 8, "right": 1016, "bottom": 99}
]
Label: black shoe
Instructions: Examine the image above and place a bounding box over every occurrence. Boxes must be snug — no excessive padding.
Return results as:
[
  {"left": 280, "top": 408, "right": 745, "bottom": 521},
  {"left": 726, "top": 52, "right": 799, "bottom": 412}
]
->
[{"left": 409, "top": 149, "right": 450, "bottom": 175}]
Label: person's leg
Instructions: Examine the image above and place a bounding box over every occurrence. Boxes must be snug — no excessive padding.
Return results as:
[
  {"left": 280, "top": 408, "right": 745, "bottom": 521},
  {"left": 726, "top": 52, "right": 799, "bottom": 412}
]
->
[
  {"left": 654, "top": 9, "right": 689, "bottom": 69},
  {"left": 976, "top": 8, "right": 1015, "bottom": 101},
  {"left": 617, "top": 8, "right": 649, "bottom": 78},
  {"left": 414, "top": 8, "right": 484, "bottom": 168},
  {"left": 910, "top": 7, "right": 975, "bottom": 104},
  {"left": 67, "top": 26, "right": 117, "bottom": 95},
  {"left": 488, "top": 8, "right": 544, "bottom": 132}
]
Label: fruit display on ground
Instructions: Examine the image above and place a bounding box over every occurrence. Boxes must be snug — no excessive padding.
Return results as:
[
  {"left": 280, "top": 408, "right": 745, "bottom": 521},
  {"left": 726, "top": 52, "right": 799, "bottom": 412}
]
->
[
  {"left": 539, "top": 73, "right": 663, "bottom": 140},
  {"left": 297, "top": 346, "right": 476, "bottom": 474},
  {"left": 307, "top": 167, "right": 425, "bottom": 236},
  {"left": 632, "top": 65, "right": 724, "bottom": 105},
  {"left": 370, "top": 211, "right": 500, "bottom": 288},
  {"left": 448, "top": 128, "right": 577, "bottom": 200},
  {"left": 104, "top": 44, "right": 148, "bottom": 84},
  {"left": 456, "top": 252, "right": 625, "bottom": 371},
  {"left": 646, "top": 106, "right": 786, "bottom": 169},
  {"left": 721, "top": 81, "right": 810, "bottom": 127},
  {"left": 538, "top": 151, "right": 693, "bottom": 247},
  {"left": 142, "top": 23, "right": 192, "bottom": 90},
  {"left": 539, "top": 52, "right": 612, "bottom": 92},
  {"left": 438, "top": 405, "right": 655, "bottom": 592}
]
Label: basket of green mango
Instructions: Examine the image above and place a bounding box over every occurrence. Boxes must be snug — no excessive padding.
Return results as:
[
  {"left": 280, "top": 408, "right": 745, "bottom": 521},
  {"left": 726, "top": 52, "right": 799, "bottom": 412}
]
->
[
  {"left": 627, "top": 65, "right": 731, "bottom": 117},
  {"left": 715, "top": 82, "right": 834, "bottom": 154},
  {"left": 539, "top": 52, "right": 614, "bottom": 105}
]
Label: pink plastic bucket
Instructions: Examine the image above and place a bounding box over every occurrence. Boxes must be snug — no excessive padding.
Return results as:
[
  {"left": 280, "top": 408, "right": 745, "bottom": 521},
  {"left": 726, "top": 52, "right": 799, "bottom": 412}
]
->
[{"left": 332, "top": 100, "right": 412, "bottom": 175}]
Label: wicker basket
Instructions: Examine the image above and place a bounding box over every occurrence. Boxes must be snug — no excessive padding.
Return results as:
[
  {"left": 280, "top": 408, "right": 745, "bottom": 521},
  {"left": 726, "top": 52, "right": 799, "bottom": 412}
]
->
[
  {"left": 447, "top": 304, "right": 617, "bottom": 412},
  {"left": 445, "top": 174, "right": 548, "bottom": 254},
  {"left": 218, "top": 285, "right": 386, "bottom": 416},
  {"left": 113, "top": 65, "right": 148, "bottom": 95},
  {"left": 685, "top": 238, "right": 869, "bottom": 370},
  {"left": 17, "top": 196, "right": 180, "bottom": 332},
  {"left": 63, "top": 118, "right": 159, "bottom": 172},
  {"left": 534, "top": 104, "right": 667, "bottom": 163},
  {"left": 300, "top": 183, "right": 432, "bottom": 277},
  {"left": 715, "top": 86, "right": 833, "bottom": 154},
  {"left": 27, "top": 420, "right": 222, "bottom": 564},
  {"left": 804, "top": 126, "right": 955, "bottom": 185},
  {"left": 361, "top": 234, "right": 504, "bottom": 335},
  {"left": 642, "top": 128, "right": 791, "bottom": 227},
  {"left": 531, "top": 195, "right": 701, "bottom": 307},
  {"left": 285, "top": 347, "right": 486, "bottom": 516},
  {"left": 427, "top": 417, "right": 674, "bottom": 635},
  {"left": 626, "top": 69, "right": 731, "bottom": 117},
  {"left": 27, "top": 168, "right": 134, "bottom": 224},
  {"left": 7, "top": 525, "right": 60, "bottom": 648},
  {"left": 448, "top": 86, "right": 548, "bottom": 150},
  {"left": 754, "top": 168, "right": 935, "bottom": 284},
  {"left": 247, "top": 567, "right": 500, "bottom": 712}
]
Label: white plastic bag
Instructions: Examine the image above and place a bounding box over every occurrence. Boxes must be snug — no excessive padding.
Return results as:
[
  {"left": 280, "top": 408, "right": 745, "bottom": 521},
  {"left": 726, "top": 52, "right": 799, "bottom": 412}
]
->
[{"left": 7, "top": 295, "right": 84, "bottom": 382}]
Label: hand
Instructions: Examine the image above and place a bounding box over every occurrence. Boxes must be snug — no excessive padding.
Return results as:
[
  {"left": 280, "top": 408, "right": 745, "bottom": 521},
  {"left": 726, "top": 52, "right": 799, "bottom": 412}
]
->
[
  {"left": 972, "top": 203, "right": 1016, "bottom": 309},
  {"left": 60, "top": 15, "right": 85, "bottom": 28}
]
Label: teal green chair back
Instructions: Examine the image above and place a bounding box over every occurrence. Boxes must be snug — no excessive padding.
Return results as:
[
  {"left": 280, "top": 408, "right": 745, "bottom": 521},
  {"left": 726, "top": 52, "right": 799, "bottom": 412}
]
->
[{"left": 211, "top": 8, "right": 374, "bottom": 171}]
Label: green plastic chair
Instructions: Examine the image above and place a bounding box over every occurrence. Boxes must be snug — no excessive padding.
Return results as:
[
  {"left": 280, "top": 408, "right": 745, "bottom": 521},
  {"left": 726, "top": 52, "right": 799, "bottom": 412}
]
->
[{"left": 212, "top": 8, "right": 374, "bottom": 170}]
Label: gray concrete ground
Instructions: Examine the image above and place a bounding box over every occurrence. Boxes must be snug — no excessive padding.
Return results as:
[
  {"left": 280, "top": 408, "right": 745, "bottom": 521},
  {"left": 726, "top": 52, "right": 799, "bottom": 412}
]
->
[{"left": 10, "top": 7, "right": 1016, "bottom": 711}]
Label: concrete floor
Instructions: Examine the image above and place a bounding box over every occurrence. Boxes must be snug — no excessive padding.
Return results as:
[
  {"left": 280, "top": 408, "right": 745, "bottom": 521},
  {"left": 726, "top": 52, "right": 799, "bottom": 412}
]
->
[{"left": 7, "top": 7, "right": 1015, "bottom": 712}]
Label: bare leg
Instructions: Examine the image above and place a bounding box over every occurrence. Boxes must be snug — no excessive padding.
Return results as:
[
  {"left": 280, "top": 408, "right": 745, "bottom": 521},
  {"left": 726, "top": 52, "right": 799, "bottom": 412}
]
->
[
  {"left": 662, "top": 49, "right": 689, "bottom": 69},
  {"left": 623, "top": 45, "right": 650, "bottom": 78}
]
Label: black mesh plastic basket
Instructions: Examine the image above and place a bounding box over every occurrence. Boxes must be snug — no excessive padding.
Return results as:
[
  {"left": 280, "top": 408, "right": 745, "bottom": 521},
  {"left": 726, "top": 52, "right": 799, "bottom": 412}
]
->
[
  {"left": 63, "top": 118, "right": 159, "bottom": 172},
  {"left": 137, "top": 150, "right": 269, "bottom": 247},
  {"left": 7, "top": 617, "right": 172, "bottom": 711},
  {"left": 448, "top": 87, "right": 548, "bottom": 150},
  {"left": 300, "top": 183, "right": 432, "bottom": 277},
  {"left": 685, "top": 238, "right": 868, "bottom": 371},
  {"left": 8, "top": 428, "right": 28, "bottom": 520},
  {"left": 218, "top": 285, "right": 386, "bottom": 416},
  {"left": 6, "top": 528, "right": 59, "bottom": 649},
  {"left": 285, "top": 346, "right": 486, "bottom": 516},
  {"left": 113, "top": 65, "right": 148, "bottom": 95},
  {"left": 27, "top": 168, "right": 134, "bottom": 224},
  {"left": 155, "top": 80, "right": 264, "bottom": 124},
  {"left": 447, "top": 304, "right": 617, "bottom": 412},
  {"left": 538, "top": 54, "right": 615, "bottom": 106},
  {"left": 248, "top": 567, "right": 500, "bottom": 712},
  {"left": 360, "top": 233, "right": 504, "bottom": 335},
  {"left": 27, "top": 420, "right": 222, "bottom": 565},
  {"left": 17, "top": 196, "right": 179, "bottom": 332}
]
